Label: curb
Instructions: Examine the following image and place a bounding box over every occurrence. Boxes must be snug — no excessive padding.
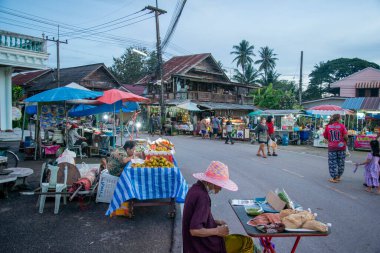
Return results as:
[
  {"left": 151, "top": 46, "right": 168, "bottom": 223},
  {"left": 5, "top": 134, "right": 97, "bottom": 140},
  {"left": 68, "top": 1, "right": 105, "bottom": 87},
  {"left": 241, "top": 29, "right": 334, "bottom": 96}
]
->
[{"left": 171, "top": 203, "right": 183, "bottom": 253}]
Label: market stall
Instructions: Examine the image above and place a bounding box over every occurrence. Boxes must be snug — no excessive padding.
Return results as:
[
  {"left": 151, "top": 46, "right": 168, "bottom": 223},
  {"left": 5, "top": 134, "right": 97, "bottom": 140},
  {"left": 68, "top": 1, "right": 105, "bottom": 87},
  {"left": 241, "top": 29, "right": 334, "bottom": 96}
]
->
[
  {"left": 307, "top": 105, "right": 353, "bottom": 148},
  {"left": 222, "top": 117, "right": 250, "bottom": 140},
  {"left": 106, "top": 138, "right": 188, "bottom": 218},
  {"left": 261, "top": 110, "right": 305, "bottom": 145}
]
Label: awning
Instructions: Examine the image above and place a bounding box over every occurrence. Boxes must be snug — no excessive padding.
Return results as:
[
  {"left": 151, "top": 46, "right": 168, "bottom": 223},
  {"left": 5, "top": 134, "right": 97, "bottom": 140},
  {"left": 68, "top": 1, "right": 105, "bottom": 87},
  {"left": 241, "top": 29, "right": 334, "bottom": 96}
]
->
[
  {"left": 342, "top": 97, "right": 380, "bottom": 110},
  {"left": 355, "top": 81, "right": 380, "bottom": 88},
  {"left": 176, "top": 101, "right": 202, "bottom": 111},
  {"left": 197, "top": 102, "right": 257, "bottom": 110}
]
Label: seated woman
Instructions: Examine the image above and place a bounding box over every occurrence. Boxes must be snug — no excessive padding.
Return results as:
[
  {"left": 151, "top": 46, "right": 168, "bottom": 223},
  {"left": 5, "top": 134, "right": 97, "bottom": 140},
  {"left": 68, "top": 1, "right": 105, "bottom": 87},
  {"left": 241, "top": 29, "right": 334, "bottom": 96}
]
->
[{"left": 106, "top": 140, "right": 144, "bottom": 177}]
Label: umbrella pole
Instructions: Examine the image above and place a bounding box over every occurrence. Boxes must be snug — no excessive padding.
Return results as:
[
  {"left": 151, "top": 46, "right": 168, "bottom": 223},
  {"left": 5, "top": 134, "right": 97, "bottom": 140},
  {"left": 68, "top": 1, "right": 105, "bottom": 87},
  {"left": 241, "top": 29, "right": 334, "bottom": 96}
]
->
[
  {"left": 113, "top": 103, "right": 116, "bottom": 148},
  {"left": 21, "top": 105, "right": 26, "bottom": 143},
  {"left": 65, "top": 101, "right": 69, "bottom": 148},
  {"left": 120, "top": 109, "right": 123, "bottom": 147}
]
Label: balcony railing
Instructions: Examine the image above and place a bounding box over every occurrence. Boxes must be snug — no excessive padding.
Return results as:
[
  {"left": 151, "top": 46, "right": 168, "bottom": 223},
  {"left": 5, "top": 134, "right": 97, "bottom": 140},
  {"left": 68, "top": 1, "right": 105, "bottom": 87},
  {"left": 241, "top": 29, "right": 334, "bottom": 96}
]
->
[{"left": 0, "top": 30, "right": 47, "bottom": 53}]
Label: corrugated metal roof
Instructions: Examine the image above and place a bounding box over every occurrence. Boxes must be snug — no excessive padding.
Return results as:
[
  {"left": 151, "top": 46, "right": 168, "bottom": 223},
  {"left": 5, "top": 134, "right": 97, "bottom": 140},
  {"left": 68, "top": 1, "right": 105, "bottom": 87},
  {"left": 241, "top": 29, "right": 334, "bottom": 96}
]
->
[
  {"left": 137, "top": 53, "right": 211, "bottom": 84},
  {"left": 361, "top": 97, "right": 380, "bottom": 110},
  {"left": 342, "top": 97, "right": 380, "bottom": 110},
  {"left": 262, "top": 110, "right": 304, "bottom": 115},
  {"left": 342, "top": 97, "right": 365, "bottom": 110},
  {"left": 198, "top": 102, "right": 256, "bottom": 110},
  {"left": 356, "top": 81, "right": 380, "bottom": 88}
]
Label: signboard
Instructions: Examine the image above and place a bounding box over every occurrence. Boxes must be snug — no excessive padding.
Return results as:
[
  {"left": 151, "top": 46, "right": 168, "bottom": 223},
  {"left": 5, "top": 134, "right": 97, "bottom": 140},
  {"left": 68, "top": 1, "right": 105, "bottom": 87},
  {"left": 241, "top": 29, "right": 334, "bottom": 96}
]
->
[
  {"left": 281, "top": 115, "right": 294, "bottom": 131},
  {"left": 354, "top": 135, "right": 377, "bottom": 150}
]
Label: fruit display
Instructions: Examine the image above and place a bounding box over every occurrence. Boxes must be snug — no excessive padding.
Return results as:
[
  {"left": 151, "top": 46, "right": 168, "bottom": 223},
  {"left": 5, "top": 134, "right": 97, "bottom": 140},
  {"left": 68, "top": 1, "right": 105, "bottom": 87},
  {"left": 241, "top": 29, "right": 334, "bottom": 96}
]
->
[{"left": 131, "top": 156, "right": 174, "bottom": 169}]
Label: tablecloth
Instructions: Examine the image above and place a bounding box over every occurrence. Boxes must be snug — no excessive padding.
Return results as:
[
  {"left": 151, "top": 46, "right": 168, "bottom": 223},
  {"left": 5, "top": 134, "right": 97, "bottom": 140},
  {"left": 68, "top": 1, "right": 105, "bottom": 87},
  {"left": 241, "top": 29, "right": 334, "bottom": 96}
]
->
[{"left": 106, "top": 160, "right": 188, "bottom": 216}]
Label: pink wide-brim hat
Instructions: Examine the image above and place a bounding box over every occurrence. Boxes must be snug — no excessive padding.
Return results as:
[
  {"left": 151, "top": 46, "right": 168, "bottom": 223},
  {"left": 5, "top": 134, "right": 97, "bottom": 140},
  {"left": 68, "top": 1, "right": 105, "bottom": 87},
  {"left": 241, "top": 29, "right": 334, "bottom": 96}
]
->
[{"left": 193, "top": 161, "right": 238, "bottom": 191}]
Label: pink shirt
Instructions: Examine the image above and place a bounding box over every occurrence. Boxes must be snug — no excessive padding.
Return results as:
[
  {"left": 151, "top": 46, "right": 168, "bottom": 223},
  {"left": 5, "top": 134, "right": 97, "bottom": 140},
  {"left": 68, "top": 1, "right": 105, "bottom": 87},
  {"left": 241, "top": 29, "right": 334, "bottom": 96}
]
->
[{"left": 323, "top": 122, "right": 347, "bottom": 151}]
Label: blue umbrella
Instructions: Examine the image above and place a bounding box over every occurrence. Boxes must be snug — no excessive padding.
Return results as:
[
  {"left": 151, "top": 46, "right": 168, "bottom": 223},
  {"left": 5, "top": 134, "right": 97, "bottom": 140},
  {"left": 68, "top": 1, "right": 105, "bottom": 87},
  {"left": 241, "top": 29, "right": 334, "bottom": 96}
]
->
[
  {"left": 24, "top": 87, "right": 103, "bottom": 102},
  {"left": 69, "top": 101, "right": 139, "bottom": 117}
]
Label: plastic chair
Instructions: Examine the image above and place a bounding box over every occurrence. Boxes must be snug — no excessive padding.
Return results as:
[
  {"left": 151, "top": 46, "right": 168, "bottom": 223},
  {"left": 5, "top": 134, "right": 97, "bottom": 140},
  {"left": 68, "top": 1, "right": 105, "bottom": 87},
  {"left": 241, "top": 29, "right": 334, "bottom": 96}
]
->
[
  {"left": 71, "top": 145, "right": 84, "bottom": 159},
  {"left": 38, "top": 164, "right": 68, "bottom": 214}
]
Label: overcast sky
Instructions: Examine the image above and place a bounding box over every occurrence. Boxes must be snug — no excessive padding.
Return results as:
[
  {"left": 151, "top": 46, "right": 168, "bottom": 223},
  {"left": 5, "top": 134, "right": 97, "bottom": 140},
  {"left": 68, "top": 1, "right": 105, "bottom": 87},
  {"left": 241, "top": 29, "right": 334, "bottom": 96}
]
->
[{"left": 2, "top": 0, "right": 380, "bottom": 83}]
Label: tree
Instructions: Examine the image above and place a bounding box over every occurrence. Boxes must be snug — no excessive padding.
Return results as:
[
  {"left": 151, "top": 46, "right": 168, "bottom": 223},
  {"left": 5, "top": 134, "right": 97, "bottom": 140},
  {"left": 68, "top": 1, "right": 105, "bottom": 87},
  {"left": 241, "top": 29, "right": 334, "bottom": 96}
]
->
[
  {"left": 304, "top": 58, "right": 380, "bottom": 100},
  {"left": 257, "top": 69, "right": 280, "bottom": 86},
  {"left": 109, "top": 47, "right": 157, "bottom": 84},
  {"left": 254, "top": 46, "right": 278, "bottom": 86},
  {"left": 12, "top": 86, "right": 23, "bottom": 105},
  {"left": 251, "top": 83, "right": 298, "bottom": 109},
  {"left": 232, "top": 63, "right": 260, "bottom": 85},
  {"left": 230, "top": 40, "right": 255, "bottom": 80}
]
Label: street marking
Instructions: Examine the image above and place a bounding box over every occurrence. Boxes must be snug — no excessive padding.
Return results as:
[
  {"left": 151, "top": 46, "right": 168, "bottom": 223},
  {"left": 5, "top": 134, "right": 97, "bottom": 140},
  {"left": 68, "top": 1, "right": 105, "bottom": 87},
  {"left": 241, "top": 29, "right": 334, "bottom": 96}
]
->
[
  {"left": 281, "top": 149, "right": 354, "bottom": 164},
  {"left": 326, "top": 185, "right": 358, "bottom": 200},
  {"left": 281, "top": 168, "right": 304, "bottom": 178}
]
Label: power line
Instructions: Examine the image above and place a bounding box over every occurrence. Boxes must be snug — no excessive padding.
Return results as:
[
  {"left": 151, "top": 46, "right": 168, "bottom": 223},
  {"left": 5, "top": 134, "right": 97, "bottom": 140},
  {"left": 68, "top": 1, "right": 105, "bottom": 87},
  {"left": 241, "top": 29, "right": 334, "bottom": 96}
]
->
[{"left": 162, "top": 0, "right": 187, "bottom": 50}]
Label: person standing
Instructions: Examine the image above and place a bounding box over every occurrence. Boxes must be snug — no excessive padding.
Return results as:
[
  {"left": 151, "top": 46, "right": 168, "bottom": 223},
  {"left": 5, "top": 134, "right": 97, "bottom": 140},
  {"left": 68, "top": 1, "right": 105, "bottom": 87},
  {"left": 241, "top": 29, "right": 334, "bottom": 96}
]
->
[
  {"left": 266, "top": 116, "right": 278, "bottom": 156},
  {"left": 255, "top": 117, "right": 268, "bottom": 158},
  {"left": 355, "top": 140, "right": 380, "bottom": 193},
  {"left": 211, "top": 116, "right": 221, "bottom": 140},
  {"left": 200, "top": 119, "right": 207, "bottom": 139},
  {"left": 149, "top": 114, "right": 155, "bottom": 136},
  {"left": 182, "top": 161, "right": 254, "bottom": 253},
  {"left": 225, "top": 117, "right": 234, "bottom": 145},
  {"left": 323, "top": 114, "right": 348, "bottom": 183}
]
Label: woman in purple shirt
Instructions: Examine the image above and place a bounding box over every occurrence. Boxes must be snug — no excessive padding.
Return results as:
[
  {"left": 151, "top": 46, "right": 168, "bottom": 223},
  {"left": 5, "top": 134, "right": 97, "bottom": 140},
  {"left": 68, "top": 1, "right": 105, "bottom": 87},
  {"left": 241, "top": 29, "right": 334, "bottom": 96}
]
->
[{"left": 182, "top": 161, "right": 254, "bottom": 253}]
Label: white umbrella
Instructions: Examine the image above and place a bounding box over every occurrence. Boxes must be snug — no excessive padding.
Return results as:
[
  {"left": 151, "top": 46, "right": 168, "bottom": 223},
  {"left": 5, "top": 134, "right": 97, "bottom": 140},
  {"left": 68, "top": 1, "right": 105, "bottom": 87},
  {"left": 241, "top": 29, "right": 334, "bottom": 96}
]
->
[{"left": 176, "top": 101, "right": 202, "bottom": 111}]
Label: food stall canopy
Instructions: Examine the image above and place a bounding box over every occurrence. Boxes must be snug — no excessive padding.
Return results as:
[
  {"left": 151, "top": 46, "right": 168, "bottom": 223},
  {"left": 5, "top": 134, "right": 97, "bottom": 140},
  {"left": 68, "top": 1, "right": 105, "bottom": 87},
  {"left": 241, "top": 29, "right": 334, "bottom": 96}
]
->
[
  {"left": 307, "top": 105, "right": 353, "bottom": 116},
  {"left": 247, "top": 110, "right": 263, "bottom": 116},
  {"left": 24, "top": 87, "right": 103, "bottom": 102},
  {"left": 69, "top": 101, "right": 139, "bottom": 117},
  {"left": 262, "top": 109, "right": 304, "bottom": 116},
  {"left": 96, "top": 89, "right": 149, "bottom": 104},
  {"left": 176, "top": 101, "right": 202, "bottom": 111}
]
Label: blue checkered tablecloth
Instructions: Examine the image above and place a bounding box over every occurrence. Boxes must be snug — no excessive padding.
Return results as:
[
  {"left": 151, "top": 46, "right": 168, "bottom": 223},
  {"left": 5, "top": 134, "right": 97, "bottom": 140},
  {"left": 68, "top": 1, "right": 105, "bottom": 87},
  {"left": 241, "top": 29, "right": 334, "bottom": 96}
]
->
[{"left": 106, "top": 160, "right": 188, "bottom": 216}]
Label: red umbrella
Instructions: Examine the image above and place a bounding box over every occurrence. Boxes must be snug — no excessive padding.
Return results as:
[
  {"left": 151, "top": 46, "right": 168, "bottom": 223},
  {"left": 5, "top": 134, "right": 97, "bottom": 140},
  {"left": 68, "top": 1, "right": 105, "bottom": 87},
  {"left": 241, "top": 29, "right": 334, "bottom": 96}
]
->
[
  {"left": 308, "top": 105, "right": 343, "bottom": 111},
  {"left": 96, "top": 89, "right": 149, "bottom": 104}
]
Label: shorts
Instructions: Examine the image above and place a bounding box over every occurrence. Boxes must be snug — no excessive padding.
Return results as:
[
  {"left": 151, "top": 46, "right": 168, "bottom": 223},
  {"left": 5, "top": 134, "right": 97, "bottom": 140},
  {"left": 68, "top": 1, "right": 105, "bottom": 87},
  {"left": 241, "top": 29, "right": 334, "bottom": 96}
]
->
[
  {"left": 213, "top": 128, "right": 219, "bottom": 135},
  {"left": 201, "top": 130, "right": 206, "bottom": 135}
]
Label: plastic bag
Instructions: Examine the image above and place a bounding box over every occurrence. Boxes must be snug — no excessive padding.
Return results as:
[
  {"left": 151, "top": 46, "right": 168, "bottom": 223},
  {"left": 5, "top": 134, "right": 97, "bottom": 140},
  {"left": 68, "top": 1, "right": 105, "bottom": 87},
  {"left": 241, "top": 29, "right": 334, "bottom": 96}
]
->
[
  {"left": 346, "top": 146, "right": 351, "bottom": 157},
  {"left": 275, "top": 188, "right": 295, "bottom": 209}
]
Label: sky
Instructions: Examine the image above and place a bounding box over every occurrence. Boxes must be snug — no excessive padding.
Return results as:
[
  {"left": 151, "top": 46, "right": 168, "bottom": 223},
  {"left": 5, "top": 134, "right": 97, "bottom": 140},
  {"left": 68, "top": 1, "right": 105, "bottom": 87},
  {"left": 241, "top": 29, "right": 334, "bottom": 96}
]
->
[{"left": 1, "top": 0, "right": 380, "bottom": 85}]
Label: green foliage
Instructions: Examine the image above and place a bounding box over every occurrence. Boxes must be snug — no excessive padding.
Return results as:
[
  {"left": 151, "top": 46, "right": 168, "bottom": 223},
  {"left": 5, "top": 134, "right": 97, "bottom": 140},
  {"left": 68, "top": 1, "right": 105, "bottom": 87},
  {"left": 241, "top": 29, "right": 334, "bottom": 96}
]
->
[
  {"left": 251, "top": 83, "right": 298, "bottom": 109},
  {"left": 254, "top": 46, "right": 278, "bottom": 86},
  {"left": 257, "top": 69, "right": 280, "bottom": 87},
  {"left": 12, "top": 86, "right": 23, "bottom": 105},
  {"left": 304, "top": 58, "right": 380, "bottom": 100},
  {"left": 232, "top": 63, "right": 260, "bottom": 85},
  {"left": 230, "top": 40, "right": 255, "bottom": 80},
  {"left": 109, "top": 47, "right": 157, "bottom": 84}
]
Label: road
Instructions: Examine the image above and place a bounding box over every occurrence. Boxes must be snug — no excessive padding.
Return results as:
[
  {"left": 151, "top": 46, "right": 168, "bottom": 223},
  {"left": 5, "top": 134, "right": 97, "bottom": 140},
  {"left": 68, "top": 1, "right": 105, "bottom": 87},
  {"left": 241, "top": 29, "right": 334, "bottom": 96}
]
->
[{"left": 168, "top": 135, "right": 380, "bottom": 253}]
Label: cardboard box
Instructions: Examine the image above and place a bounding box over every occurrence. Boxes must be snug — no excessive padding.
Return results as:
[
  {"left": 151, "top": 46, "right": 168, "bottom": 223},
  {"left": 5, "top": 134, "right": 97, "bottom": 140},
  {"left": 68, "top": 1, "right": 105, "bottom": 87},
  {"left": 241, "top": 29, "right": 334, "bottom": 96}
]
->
[{"left": 266, "top": 191, "right": 286, "bottom": 211}]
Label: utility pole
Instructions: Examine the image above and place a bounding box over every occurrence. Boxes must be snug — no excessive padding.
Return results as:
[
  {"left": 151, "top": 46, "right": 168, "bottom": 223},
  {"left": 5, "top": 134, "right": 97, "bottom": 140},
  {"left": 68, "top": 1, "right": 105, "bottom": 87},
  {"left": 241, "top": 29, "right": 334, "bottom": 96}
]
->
[
  {"left": 144, "top": 2, "right": 166, "bottom": 126},
  {"left": 299, "top": 51, "right": 303, "bottom": 105},
  {"left": 45, "top": 25, "right": 68, "bottom": 87}
]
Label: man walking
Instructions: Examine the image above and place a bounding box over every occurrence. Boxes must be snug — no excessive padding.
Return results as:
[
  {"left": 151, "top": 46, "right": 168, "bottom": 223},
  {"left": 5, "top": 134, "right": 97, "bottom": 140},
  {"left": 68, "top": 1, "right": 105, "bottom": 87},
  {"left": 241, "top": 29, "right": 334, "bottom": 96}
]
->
[{"left": 225, "top": 117, "right": 234, "bottom": 145}]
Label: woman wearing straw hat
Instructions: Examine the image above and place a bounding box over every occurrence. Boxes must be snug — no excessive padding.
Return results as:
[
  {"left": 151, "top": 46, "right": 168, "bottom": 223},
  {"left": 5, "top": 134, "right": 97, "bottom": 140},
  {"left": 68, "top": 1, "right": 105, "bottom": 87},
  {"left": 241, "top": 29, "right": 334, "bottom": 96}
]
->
[{"left": 182, "top": 161, "right": 254, "bottom": 253}]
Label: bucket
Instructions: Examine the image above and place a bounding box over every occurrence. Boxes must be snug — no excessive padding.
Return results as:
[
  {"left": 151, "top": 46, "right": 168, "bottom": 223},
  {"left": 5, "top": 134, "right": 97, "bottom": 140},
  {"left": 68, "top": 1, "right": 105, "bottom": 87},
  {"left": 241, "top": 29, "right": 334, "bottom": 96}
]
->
[{"left": 282, "top": 134, "right": 289, "bottom": 146}]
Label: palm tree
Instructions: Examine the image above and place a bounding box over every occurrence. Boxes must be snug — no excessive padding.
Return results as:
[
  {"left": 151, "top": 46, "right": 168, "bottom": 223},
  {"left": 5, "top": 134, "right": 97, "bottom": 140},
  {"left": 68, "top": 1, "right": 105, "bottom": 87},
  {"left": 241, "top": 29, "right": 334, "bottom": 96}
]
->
[
  {"left": 255, "top": 46, "right": 278, "bottom": 85},
  {"left": 257, "top": 69, "right": 280, "bottom": 86},
  {"left": 232, "top": 63, "right": 260, "bottom": 85},
  {"left": 230, "top": 40, "right": 255, "bottom": 78}
]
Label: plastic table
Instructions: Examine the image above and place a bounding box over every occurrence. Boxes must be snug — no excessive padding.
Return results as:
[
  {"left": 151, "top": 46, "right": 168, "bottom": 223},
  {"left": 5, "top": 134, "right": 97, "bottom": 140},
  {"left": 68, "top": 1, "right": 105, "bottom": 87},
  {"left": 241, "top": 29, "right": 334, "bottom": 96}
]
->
[
  {"left": 229, "top": 201, "right": 330, "bottom": 253},
  {"left": 4, "top": 167, "right": 33, "bottom": 189}
]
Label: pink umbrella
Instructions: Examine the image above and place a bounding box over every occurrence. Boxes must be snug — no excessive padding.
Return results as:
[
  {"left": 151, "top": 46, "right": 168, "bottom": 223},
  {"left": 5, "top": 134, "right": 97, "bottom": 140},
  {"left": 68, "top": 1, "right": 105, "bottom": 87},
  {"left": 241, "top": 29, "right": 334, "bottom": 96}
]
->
[{"left": 96, "top": 89, "right": 149, "bottom": 104}]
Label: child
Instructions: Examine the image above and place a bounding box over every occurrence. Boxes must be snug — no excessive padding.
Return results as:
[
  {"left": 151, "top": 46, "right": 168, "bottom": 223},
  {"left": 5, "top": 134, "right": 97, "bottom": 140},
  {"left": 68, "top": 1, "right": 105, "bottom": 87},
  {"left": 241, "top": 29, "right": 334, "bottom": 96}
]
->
[{"left": 355, "top": 140, "right": 380, "bottom": 194}]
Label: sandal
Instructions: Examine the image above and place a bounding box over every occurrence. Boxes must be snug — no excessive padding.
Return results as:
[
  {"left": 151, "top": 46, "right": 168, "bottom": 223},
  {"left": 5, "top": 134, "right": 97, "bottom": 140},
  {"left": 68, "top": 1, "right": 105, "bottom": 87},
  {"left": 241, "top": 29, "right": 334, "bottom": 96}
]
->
[
  {"left": 262, "top": 155, "right": 267, "bottom": 158},
  {"left": 272, "top": 153, "right": 278, "bottom": 156},
  {"left": 256, "top": 153, "right": 261, "bottom": 157},
  {"left": 328, "top": 178, "right": 338, "bottom": 183},
  {"left": 335, "top": 177, "right": 341, "bottom": 182},
  {"left": 268, "top": 153, "right": 272, "bottom": 156}
]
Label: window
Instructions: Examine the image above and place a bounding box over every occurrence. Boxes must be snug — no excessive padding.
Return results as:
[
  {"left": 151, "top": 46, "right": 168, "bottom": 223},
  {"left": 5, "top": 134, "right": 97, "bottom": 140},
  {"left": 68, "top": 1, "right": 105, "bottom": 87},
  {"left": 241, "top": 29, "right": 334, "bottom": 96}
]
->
[{"left": 356, "top": 88, "right": 379, "bottom": 97}]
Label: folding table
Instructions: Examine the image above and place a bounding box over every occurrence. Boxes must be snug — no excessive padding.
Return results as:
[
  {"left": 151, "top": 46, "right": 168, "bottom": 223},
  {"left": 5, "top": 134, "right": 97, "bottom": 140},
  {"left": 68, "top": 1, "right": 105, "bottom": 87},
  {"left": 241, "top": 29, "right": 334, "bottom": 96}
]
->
[{"left": 229, "top": 201, "right": 330, "bottom": 253}]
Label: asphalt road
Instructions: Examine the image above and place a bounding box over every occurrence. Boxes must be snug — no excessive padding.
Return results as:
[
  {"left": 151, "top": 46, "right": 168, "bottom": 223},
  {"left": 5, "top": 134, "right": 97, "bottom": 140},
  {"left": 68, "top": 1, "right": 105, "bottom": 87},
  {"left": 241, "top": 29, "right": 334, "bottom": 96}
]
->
[{"left": 168, "top": 135, "right": 380, "bottom": 253}]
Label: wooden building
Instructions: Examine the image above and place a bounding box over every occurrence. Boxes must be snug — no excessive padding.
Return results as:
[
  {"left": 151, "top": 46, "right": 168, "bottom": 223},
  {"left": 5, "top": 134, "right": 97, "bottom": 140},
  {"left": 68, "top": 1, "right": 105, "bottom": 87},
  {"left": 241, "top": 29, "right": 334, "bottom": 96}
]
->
[
  {"left": 136, "top": 53, "right": 258, "bottom": 107},
  {"left": 13, "top": 63, "right": 121, "bottom": 96}
]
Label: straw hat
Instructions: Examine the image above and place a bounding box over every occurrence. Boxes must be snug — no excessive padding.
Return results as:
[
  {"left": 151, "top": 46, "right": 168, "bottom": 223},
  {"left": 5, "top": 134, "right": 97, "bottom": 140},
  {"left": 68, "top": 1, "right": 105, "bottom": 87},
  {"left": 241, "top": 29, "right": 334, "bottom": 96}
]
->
[{"left": 193, "top": 161, "right": 238, "bottom": 191}]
